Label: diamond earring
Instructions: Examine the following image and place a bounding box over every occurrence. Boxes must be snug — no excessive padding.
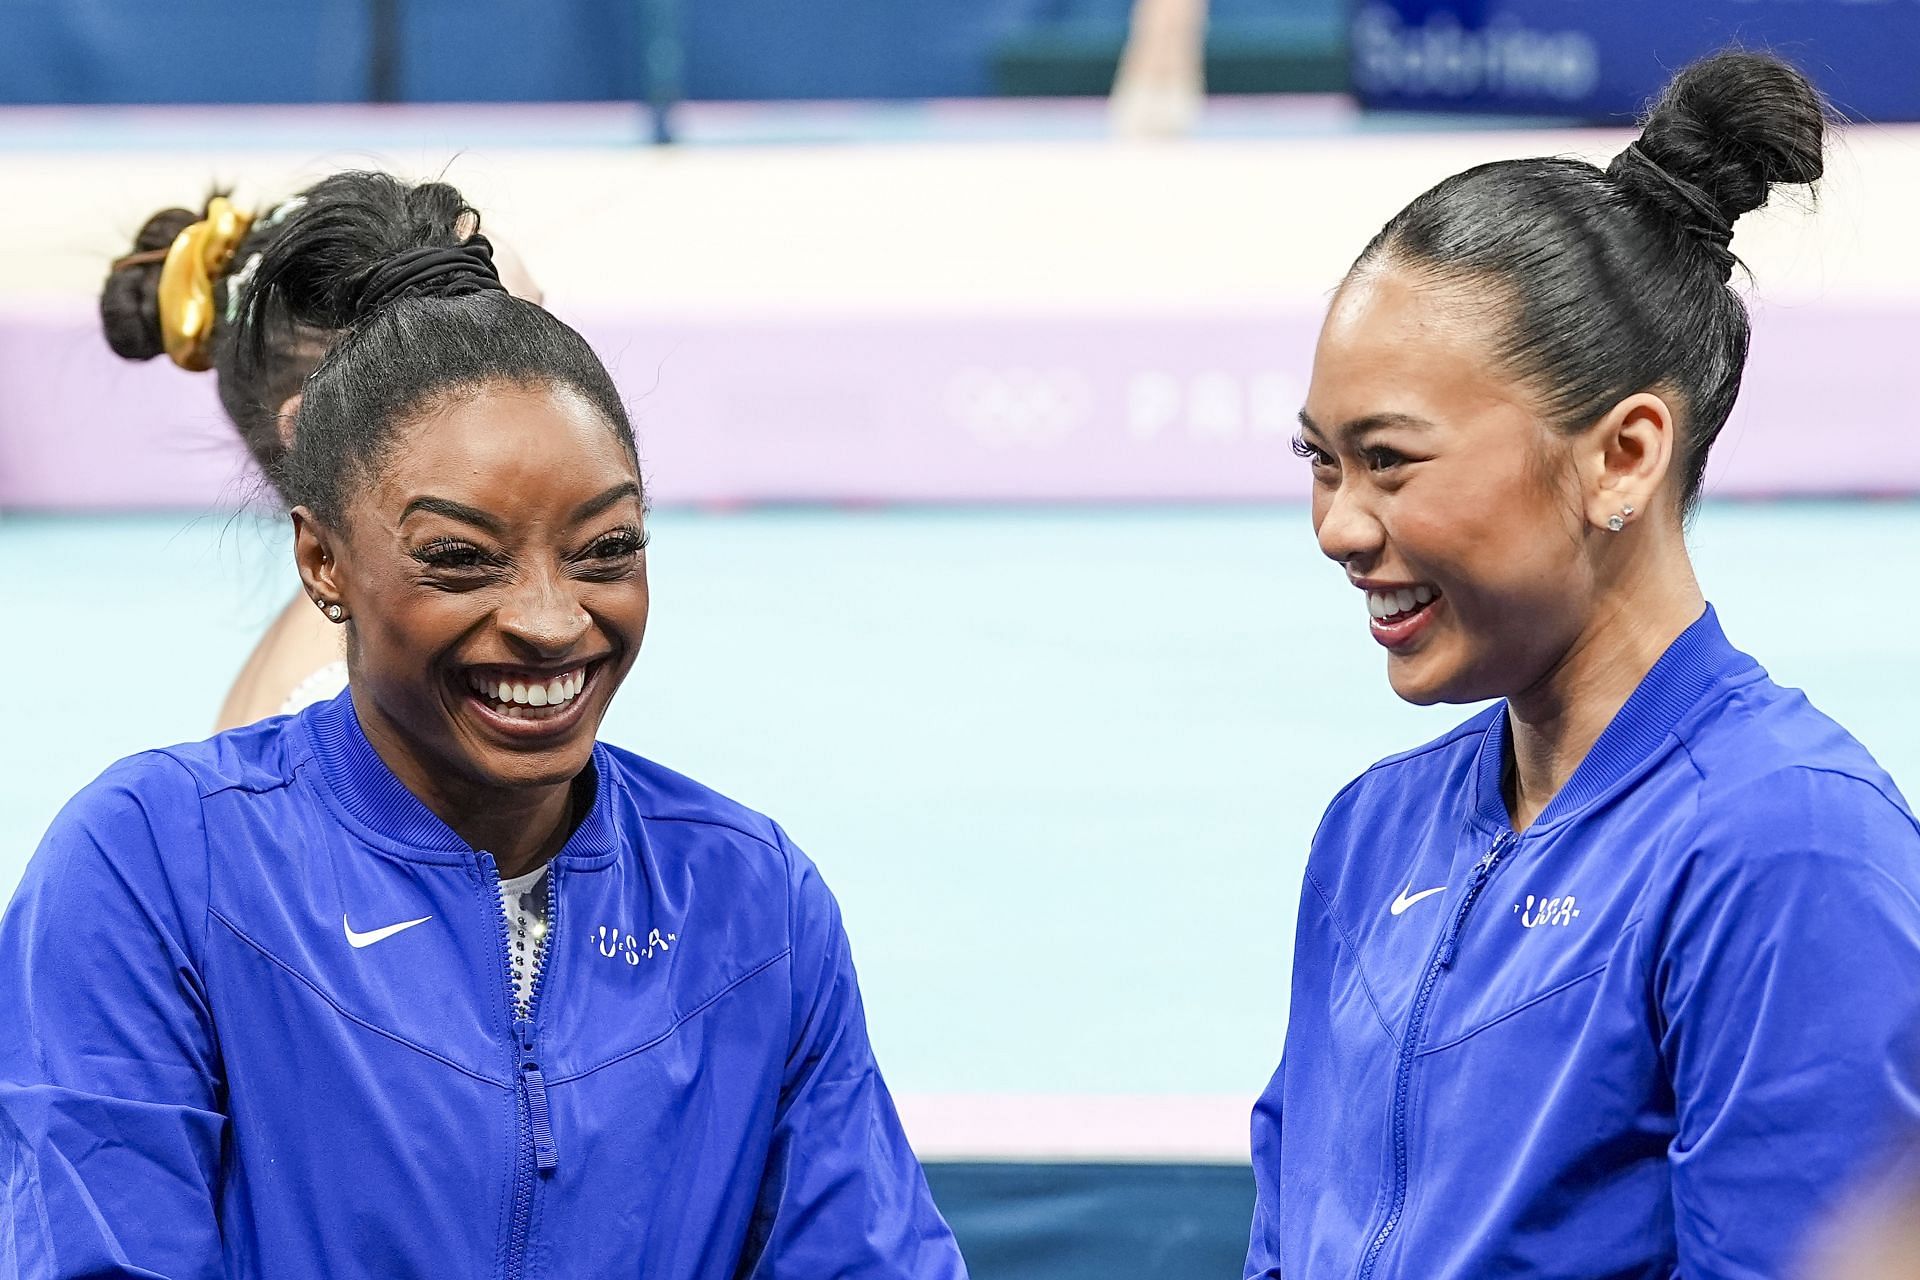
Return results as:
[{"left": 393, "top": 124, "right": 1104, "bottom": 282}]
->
[
  {"left": 1606, "top": 504, "right": 1635, "bottom": 533},
  {"left": 324, "top": 603, "right": 345, "bottom": 623}
]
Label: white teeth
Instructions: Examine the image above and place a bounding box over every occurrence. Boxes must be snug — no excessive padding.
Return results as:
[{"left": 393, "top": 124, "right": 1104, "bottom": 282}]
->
[
  {"left": 1366, "top": 587, "right": 1438, "bottom": 622},
  {"left": 469, "top": 668, "right": 587, "bottom": 709}
]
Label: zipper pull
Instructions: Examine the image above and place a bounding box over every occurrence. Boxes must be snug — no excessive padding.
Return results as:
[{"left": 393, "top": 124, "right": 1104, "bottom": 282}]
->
[
  {"left": 1437, "top": 835, "right": 1512, "bottom": 970},
  {"left": 514, "top": 1017, "right": 558, "bottom": 1172},
  {"left": 522, "top": 1062, "right": 559, "bottom": 1172}
]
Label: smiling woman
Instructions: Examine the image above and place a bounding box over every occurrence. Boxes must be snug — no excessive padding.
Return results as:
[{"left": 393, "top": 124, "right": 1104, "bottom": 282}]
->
[
  {"left": 1250, "top": 50, "right": 1920, "bottom": 1280},
  {"left": 0, "top": 173, "right": 966, "bottom": 1279},
  {"left": 288, "top": 371, "right": 651, "bottom": 876}
]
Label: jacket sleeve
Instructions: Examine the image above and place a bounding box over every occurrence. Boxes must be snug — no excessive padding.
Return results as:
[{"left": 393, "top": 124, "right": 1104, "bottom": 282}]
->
[
  {"left": 737, "top": 832, "right": 967, "bottom": 1280},
  {"left": 0, "top": 755, "right": 225, "bottom": 1280},
  {"left": 1659, "top": 768, "right": 1920, "bottom": 1280},
  {"left": 1244, "top": 1062, "right": 1284, "bottom": 1279}
]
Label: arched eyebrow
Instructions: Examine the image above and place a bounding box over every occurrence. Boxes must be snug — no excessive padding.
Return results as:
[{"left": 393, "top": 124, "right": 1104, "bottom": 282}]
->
[
  {"left": 571, "top": 481, "right": 641, "bottom": 524},
  {"left": 397, "top": 482, "right": 640, "bottom": 534},
  {"left": 1296, "top": 409, "right": 1435, "bottom": 444},
  {"left": 400, "top": 496, "right": 501, "bottom": 534}
]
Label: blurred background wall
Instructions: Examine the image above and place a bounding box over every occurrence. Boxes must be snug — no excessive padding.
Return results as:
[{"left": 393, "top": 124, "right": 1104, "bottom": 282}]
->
[
  {"left": 2, "top": 0, "right": 1343, "bottom": 104},
  {"left": 3, "top": 3, "right": 1919, "bottom": 1277},
  {"left": 5, "top": 0, "right": 1915, "bottom": 115}
]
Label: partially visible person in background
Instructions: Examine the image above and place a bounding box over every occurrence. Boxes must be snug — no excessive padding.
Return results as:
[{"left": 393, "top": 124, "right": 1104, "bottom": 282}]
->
[
  {"left": 101, "top": 182, "right": 543, "bottom": 729},
  {"left": 1110, "top": 0, "right": 1207, "bottom": 139},
  {"left": 1806, "top": 1163, "right": 1920, "bottom": 1279},
  {"left": 1248, "top": 50, "right": 1920, "bottom": 1280}
]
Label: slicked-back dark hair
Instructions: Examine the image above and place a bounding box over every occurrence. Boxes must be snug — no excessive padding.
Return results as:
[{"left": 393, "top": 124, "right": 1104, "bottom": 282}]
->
[
  {"left": 232, "top": 171, "right": 636, "bottom": 525},
  {"left": 1352, "top": 50, "right": 1826, "bottom": 514}
]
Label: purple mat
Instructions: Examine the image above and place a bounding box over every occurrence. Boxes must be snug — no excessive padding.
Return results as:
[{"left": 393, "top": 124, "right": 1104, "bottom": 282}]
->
[{"left": 3, "top": 300, "right": 1914, "bottom": 510}]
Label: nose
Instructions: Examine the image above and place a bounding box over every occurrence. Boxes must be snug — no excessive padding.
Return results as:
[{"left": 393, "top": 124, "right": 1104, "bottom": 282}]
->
[
  {"left": 1314, "top": 478, "right": 1385, "bottom": 570},
  {"left": 496, "top": 564, "right": 591, "bottom": 657}
]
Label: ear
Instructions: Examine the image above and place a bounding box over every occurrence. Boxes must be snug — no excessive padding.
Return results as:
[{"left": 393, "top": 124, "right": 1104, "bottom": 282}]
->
[
  {"left": 276, "top": 392, "right": 303, "bottom": 450},
  {"left": 292, "top": 506, "right": 349, "bottom": 622},
  {"left": 1583, "top": 391, "right": 1677, "bottom": 533}
]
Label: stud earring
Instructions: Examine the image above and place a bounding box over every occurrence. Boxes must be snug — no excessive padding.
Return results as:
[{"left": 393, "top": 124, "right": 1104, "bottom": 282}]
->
[
  {"left": 1606, "top": 504, "right": 1635, "bottom": 533},
  {"left": 324, "top": 603, "right": 345, "bottom": 623}
]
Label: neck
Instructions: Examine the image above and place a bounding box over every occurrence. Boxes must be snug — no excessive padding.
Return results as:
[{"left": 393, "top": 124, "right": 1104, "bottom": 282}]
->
[
  {"left": 443, "top": 780, "right": 578, "bottom": 881},
  {"left": 355, "top": 702, "right": 581, "bottom": 880},
  {"left": 1503, "top": 538, "right": 1704, "bottom": 832}
]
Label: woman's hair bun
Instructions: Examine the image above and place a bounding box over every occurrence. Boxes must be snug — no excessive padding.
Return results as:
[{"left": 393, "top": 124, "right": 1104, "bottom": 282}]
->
[
  {"left": 1611, "top": 50, "right": 1825, "bottom": 246},
  {"left": 238, "top": 172, "right": 480, "bottom": 344},
  {"left": 100, "top": 206, "right": 200, "bottom": 361},
  {"left": 348, "top": 235, "right": 506, "bottom": 323}
]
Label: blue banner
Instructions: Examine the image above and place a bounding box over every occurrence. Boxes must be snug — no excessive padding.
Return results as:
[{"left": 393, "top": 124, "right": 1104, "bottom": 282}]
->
[
  {"left": 0, "top": 0, "right": 1062, "bottom": 105},
  {"left": 1352, "top": 0, "right": 1920, "bottom": 122}
]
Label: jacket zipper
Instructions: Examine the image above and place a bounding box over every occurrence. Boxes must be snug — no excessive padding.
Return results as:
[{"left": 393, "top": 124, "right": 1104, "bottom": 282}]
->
[
  {"left": 483, "top": 855, "right": 562, "bottom": 1280},
  {"left": 1355, "top": 830, "right": 1515, "bottom": 1280}
]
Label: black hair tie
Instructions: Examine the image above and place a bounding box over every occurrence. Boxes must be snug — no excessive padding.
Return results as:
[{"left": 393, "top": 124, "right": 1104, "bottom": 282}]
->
[
  {"left": 1607, "top": 144, "right": 1737, "bottom": 282},
  {"left": 352, "top": 234, "right": 507, "bottom": 320}
]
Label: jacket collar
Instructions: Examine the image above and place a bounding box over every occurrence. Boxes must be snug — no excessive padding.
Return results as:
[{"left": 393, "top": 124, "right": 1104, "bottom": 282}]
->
[
  {"left": 302, "top": 689, "right": 621, "bottom": 866},
  {"left": 1470, "top": 604, "right": 1759, "bottom": 835}
]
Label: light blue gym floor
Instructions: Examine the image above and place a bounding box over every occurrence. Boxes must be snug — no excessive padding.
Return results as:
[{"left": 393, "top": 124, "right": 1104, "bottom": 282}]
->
[{"left": 2, "top": 503, "right": 1912, "bottom": 1101}]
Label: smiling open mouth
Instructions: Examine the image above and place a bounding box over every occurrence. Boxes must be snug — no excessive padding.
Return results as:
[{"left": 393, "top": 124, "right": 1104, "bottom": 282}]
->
[
  {"left": 1367, "top": 586, "right": 1436, "bottom": 623},
  {"left": 461, "top": 661, "right": 602, "bottom": 737},
  {"left": 1365, "top": 585, "right": 1442, "bottom": 648}
]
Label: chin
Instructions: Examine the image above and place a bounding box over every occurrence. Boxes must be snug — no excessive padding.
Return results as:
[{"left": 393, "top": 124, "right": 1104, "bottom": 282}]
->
[
  {"left": 1386, "top": 667, "right": 1451, "bottom": 706},
  {"left": 1387, "top": 679, "right": 1443, "bottom": 706},
  {"left": 1385, "top": 647, "right": 1489, "bottom": 707},
  {"left": 460, "top": 732, "right": 601, "bottom": 792}
]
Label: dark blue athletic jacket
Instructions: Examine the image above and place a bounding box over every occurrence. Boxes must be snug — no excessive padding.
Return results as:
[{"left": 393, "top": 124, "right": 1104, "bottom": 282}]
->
[
  {"left": 1248, "top": 607, "right": 1920, "bottom": 1279},
  {"left": 0, "top": 692, "right": 965, "bottom": 1279}
]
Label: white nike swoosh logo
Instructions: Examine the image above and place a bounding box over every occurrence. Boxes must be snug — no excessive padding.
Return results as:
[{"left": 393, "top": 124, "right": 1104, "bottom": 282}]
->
[
  {"left": 1390, "top": 883, "right": 1447, "bottom": 916},
  {"left": 343, "top": 913, "right": 432, "bottom": 949}
]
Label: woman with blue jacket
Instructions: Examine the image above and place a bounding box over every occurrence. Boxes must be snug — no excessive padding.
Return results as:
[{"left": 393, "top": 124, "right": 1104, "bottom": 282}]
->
[
  {"left": 0, "top": 173, "right": 966, "bottom": 1279},
  {"left": 1249, "top": 51, "right": 1920, "bottom": 1279}
]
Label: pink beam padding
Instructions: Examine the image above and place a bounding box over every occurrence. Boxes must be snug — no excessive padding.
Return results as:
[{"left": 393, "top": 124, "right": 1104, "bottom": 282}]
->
[{"left": 3, "top": 301, "right": 1913, "bottom": 509}]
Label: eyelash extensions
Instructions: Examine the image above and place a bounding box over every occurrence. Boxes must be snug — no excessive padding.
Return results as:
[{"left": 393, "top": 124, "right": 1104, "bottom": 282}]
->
[{"left": 410, "top": 526, "right": 649, "bottom": 575}]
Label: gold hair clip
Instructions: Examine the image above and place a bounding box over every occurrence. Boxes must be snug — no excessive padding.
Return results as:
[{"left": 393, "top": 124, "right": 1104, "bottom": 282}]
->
[{"left": 156, "top": 195, "right": 255, "bottom": 371}]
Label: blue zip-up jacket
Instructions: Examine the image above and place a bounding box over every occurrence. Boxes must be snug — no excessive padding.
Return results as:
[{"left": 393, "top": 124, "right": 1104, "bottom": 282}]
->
[
  {"left": 0, "top": 692, "right": 966, "bottom": 1279},
  {"left": 1247, "top": 608, "right": 1920, "bottom": 1279}
]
